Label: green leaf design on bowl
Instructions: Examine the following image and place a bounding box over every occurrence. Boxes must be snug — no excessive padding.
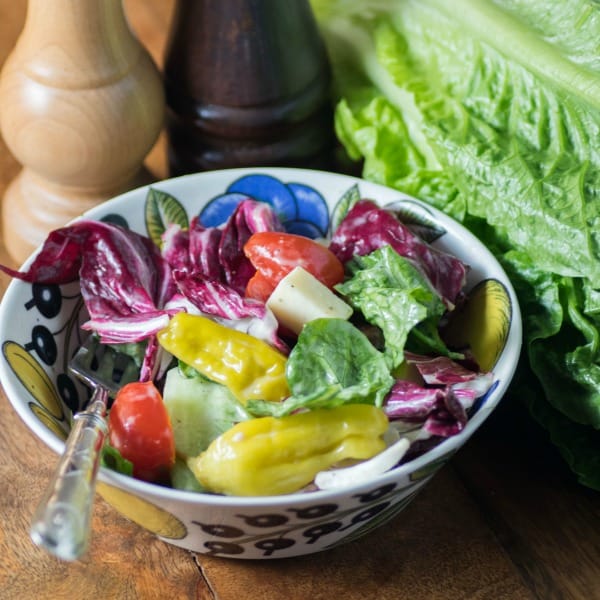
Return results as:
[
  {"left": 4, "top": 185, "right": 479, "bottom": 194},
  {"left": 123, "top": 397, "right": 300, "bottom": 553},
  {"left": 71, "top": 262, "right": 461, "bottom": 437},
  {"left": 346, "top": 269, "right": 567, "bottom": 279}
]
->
[
  {"left": 331, "top": 183, "right": 361, "bottom": 233},
  {"left": 145, "top": 187, "right": 189, "bottom": 247}
]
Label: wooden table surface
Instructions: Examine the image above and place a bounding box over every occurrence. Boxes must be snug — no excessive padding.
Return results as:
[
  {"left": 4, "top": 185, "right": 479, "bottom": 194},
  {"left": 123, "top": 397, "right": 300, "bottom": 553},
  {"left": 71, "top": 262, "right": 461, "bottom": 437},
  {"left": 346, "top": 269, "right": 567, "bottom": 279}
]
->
[{"left": 0, "top": 2, "right": 598, "bottom": 599}]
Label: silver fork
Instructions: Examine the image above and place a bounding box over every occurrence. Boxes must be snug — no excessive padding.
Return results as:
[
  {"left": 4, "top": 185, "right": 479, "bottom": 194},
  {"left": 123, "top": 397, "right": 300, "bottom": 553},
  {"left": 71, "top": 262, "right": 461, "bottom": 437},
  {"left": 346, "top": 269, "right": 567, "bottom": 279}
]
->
[{"left": 29, "top": 338, "right": 138, "bottom": 561}]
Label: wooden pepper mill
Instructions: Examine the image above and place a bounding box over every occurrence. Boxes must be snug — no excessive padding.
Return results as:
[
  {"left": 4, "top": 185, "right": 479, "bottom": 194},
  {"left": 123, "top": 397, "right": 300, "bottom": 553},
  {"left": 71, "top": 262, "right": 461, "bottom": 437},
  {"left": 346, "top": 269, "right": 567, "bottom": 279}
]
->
[
  {"left": 163, "top": 0, "right": 335, "bottom": 176},
  {"left": 0, "top": 0, "right": 165, "bottom": 265}
]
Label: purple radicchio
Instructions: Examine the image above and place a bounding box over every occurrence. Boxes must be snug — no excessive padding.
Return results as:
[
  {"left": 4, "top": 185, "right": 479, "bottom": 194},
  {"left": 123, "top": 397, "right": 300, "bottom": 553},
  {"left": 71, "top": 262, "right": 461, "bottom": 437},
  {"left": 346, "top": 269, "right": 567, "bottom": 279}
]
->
[
  {"left": 383, "top": 352, "right": 494, "bottom": 438},
  {"left": 160, "top": 199, "right": 288, "bottom": 350},
  {"left": 162, "top": 199, "right": 284, "bottom": 294},
  {"left": 162, "top": 219, "right": 223, "bottom": 280},
  {"left": 1, "top": 220, "right": 174, "bottom": 322},
  {"left": 218, "top": 199, "right": 284, "bottom": 294},
  {"left": 329, "top": 200, "right": 468, "bottom": 308},
  {"left": 0, "top": 220, "right": 176, "bottom": 378}
]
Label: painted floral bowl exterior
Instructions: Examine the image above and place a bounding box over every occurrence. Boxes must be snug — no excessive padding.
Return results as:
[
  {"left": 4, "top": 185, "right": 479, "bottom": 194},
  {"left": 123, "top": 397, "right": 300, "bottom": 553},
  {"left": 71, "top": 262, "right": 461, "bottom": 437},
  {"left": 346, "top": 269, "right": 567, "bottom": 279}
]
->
[{"left": 0, "top": 168, "right": 522, "bottom": 559}]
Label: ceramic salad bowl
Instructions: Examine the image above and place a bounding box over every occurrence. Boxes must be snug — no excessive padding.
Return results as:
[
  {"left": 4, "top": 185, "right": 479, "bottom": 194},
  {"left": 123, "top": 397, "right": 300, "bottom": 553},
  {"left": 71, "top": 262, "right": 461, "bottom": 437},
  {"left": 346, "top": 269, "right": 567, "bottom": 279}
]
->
[{"left": 0, "top": 168, "right": 522, "bottom": 559}]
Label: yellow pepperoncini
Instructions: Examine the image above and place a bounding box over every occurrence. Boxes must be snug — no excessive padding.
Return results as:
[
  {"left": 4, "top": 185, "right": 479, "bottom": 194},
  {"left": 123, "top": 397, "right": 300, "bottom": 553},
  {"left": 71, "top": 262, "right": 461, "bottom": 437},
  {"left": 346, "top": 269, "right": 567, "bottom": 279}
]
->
[
  {"left": 157, "top": 312, "right": 289, "bottom": 404},
  {"left": 187, "top": 404, "right": 389, "bottom": 496}
]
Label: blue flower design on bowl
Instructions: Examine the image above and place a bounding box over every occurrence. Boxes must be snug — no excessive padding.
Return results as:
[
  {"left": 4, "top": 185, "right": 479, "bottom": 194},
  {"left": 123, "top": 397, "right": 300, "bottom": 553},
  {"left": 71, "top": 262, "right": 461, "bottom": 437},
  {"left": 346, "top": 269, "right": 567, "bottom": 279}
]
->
[{"left": 199, "top": 174, "right": 330, "bottom": 238}]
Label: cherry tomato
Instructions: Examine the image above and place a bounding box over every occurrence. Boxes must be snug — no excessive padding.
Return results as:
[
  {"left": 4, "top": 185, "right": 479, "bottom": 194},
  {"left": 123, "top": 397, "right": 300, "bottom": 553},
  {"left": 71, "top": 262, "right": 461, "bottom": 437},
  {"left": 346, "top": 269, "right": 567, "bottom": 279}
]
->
[
  {"left": 244, "top": 270, "right": 275, "bottom": 304},
  {"left": 244, "top": 232, "right": 345, "bottom": 302},
  {"left": 108, "top": 381, "right": 175, "bottom": 484}
]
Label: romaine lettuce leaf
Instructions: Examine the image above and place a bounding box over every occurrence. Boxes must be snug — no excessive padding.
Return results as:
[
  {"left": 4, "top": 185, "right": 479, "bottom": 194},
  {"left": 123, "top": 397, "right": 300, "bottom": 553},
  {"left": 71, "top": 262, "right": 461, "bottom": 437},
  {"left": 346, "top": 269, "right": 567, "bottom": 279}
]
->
[
  {"left": 316, "top": 0, "right": 600, "bottom": 282},
  {"left": 311, "top": 0, "right": 600, "bottom": 488},
  {"left": 336, "top": 245, "right": 454, "bottom": 368},
  {"left": 101, "top": 443, "right": 134, "bottom": 476},
  {"left": 524, "top": 378, "right": 600, "bottom": 491},
  {"left": 246, "top": 318, "right": 394, "bottom": 417}
]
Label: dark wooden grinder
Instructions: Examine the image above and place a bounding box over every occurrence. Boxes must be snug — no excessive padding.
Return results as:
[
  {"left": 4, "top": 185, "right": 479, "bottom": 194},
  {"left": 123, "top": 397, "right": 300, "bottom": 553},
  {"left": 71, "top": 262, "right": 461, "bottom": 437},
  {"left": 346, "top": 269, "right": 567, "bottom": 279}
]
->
[{"left": 163, "top": 0, "right": 335, "bottom": 175}]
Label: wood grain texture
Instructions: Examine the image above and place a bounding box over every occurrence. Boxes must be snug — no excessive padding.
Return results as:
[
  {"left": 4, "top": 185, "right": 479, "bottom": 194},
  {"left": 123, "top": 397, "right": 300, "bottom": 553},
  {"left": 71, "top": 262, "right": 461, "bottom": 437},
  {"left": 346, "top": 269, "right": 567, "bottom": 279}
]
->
[
  {"left": 0, "top": 2, "right": 598, "bottom": 599},
  {"left": 125, "top": 0, "right": 173, "bottom": 181},
  {"left": 196, "top": 468, "right": 534, "bottom": 600},
  {"left": 0, "top": 0, "right": 165, "bottom": 263},
  {"left": 453, "top": 398, "right": 600, "bottom": 600},
  {"left": 0, "top": 390, "right": 206, "bottom": 600}
]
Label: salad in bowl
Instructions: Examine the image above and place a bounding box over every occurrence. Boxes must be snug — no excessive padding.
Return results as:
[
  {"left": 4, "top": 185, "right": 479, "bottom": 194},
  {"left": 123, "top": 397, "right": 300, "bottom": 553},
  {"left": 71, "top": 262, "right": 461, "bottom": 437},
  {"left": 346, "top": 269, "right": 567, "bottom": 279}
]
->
[{"left": 0, "top": 168, "right": 521, "bottom": 558}]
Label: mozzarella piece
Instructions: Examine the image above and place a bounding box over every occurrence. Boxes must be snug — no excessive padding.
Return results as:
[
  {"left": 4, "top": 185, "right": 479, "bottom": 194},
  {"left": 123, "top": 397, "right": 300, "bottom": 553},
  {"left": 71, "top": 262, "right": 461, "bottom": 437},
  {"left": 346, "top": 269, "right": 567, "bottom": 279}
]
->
[{"left": 266, "top": 266, "right": 353, "bottom": 335}]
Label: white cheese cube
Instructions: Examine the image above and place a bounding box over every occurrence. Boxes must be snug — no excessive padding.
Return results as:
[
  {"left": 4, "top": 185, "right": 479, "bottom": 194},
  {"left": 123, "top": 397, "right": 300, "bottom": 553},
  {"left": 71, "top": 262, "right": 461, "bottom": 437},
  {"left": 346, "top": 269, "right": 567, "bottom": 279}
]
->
[{"left": 266, "top": 266, "right": 353, "bottom": 335}]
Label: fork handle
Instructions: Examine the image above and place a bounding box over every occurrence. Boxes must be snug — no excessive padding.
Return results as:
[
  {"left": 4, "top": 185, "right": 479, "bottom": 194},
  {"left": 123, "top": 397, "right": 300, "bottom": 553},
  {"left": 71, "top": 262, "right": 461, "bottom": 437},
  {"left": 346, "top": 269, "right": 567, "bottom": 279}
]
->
[{"left": 30, "top": 387, "right": 109, "bottom": 561}]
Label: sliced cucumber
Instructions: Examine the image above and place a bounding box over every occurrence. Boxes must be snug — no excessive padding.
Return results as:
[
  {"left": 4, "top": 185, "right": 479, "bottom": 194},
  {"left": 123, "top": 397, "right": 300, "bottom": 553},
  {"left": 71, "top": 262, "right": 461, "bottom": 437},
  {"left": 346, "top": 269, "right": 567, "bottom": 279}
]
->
[{"left": 163, "top": 366, "right": 250, "bottom": 459}]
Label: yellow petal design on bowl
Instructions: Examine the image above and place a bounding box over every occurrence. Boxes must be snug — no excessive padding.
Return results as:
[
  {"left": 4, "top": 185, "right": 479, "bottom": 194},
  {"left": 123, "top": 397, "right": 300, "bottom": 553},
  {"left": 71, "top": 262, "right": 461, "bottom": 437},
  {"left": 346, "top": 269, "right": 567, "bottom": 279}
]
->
[
  {"left": 29, "top": 403, "right": 67, "bottom": 440},
  {"left": 2, "top": 341, "right": 64, "bottom": 420},
  {"left": 443, "top": 279, "right": 512, "bottom": 372},
  {"left": 97, "top": 482, "right": 187, "bottom": 540}
]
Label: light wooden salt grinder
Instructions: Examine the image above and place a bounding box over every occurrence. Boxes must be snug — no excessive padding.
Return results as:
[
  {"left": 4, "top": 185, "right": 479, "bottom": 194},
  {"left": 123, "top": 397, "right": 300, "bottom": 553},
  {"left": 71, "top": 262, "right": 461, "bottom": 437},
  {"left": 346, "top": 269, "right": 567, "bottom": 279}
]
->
[{"left": 0, "top": 0, "right": 165, "bottom": 264}]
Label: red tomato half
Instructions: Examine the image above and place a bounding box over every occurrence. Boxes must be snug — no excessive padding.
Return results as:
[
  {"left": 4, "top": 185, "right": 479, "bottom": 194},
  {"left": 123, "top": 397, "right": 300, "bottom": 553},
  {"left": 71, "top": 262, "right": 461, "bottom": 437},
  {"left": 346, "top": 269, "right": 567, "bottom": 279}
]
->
[
  {"left": 108, "top": 381, "right": 175, "bottom": 484},
  {"left": 244, "top": 232, "right": 345, "bottom": 302}
]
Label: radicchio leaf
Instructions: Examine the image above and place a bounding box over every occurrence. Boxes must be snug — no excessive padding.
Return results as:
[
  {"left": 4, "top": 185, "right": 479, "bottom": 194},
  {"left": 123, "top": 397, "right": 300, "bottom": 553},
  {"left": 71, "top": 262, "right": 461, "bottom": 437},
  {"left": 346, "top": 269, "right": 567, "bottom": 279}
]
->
[
  {"left": 173, "top": 271, "right": 263, "bottom": 320},
  {"left": 77, "top": 222, "right": 170, "bottom": 317},
  {"left": 404, "top": 352, "right": 481, "bottom": 385},
  {"left": 0, "top": 225, "right": 89, "bottom": 284},
  {"left": 384, "top": 352, "right": 494, "bottom": 438},
  {"left": 189, "top": 219, "right": 223, "bottom": 280},
  {"left": 161, "top": 199, "right": 284, "bottom": 295},
  {"left": 329, "top": 199, "right": 468, "bottom": 307},
  {"left": 384, "top": 380, "right": 468, "bottom": 437},
  {"left": 383, "top": 380, "right": 443, "bottom": 419},
  {"left": 218, "top": 200, "right": 284, "bottom": 294},
  {"left": 161, "top": 224, "right": 191, "bottom": 272},
  {"left": 0, "top": 220, "right": 177, "bottom": 374},
  {"left": 139, "top": 334, "right": 173, "bottom": 383},
  {"left": 80, "top": 312, "right": 172, "bottom": 344}
]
